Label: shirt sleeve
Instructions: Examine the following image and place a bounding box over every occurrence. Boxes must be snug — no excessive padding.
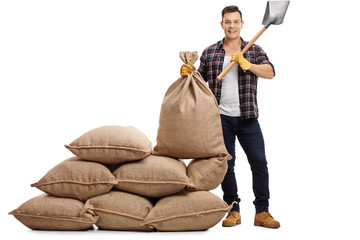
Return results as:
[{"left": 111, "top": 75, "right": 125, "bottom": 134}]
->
[
  {"left": 255, "top": 45, "right": 276, "bottom": 76},
  {"left": 198, "top": 50, "right": 208, "bottom": 82}
]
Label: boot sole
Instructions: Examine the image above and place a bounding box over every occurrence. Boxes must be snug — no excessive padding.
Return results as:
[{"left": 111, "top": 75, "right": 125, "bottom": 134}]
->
[
  {"left": 222, "top": 219, "right": 241, "bottom": 227},
  {"left": 254, "top": 221, "right": 280, "bottom": 228}
]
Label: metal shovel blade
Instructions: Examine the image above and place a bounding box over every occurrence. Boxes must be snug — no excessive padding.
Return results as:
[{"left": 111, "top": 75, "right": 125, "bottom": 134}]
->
[{"left": 262, "top": 1, "right": 290, "bottom": 28}]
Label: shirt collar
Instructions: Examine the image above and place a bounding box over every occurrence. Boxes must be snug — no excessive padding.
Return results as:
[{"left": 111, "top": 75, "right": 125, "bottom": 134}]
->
[{"left": 218, "top": 37, "right": 247, "bottom": 50}]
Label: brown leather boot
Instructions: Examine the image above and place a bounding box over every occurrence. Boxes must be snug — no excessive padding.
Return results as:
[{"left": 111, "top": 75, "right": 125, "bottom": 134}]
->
[
  {"left": 254, "top": 212, "right": 280, "bottom": 228},
  {"left": 222, "top": 211, "right": 241, "bottom": 227}
]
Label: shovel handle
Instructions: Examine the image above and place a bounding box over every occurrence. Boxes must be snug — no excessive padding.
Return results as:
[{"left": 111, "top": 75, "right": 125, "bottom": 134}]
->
[{"left": 216, "top": 27, "right": 267, "bottom": 82}]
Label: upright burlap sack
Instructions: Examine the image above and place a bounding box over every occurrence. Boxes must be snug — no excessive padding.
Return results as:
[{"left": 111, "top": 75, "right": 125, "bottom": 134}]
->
[{"left": 153, "top": 51, "right": 231, "bottom": 160}]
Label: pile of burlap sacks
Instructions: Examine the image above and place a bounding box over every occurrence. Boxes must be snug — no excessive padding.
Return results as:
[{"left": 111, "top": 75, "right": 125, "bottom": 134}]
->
[{"left": 9, "top": 52, "right": 233, "bottom": 231}]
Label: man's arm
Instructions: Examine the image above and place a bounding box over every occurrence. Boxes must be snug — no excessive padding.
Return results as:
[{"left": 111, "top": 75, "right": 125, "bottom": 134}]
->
[
  {"left": 249, "top": 64, "right": 274, "bottom": 79},
  {"left": 198, "top": 50, "right": 208, "bottom": 82},
  {"left": 231, "top": 51, "right": 275, "bottom": 79},
  {"left": 252, "top": 44, "right": 275, "bottom": 79}
]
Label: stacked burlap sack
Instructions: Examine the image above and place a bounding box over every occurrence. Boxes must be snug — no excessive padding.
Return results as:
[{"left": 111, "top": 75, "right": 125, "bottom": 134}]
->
[{"left": 9, "top": 51, "right": 232, "bottom": 231}]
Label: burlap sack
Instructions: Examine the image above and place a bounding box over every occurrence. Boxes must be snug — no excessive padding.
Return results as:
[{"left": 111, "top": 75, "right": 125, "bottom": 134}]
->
[
  {"left": 84, "top": 191, "right": 154, "bottom": 231},
  {"left": 65, "top": 126, "right": 152, "bottom": 164},
  {"left": 31, "top": 157, "right": 118, "bottom": 202},
  {"left": 153, "top": 51, "right": 231, "bottom": 160},
  {"left": 186, "top": 156, "right": 228, "bottom": 191},
  {"left": 143, "top": 190, "right": 231, "bottom": 231},
  {"left": 113, "top": 155, "right": 191, "bottom": 197},
  {"left": 8, "top": 194, "right": 98, "bottom": 230}
]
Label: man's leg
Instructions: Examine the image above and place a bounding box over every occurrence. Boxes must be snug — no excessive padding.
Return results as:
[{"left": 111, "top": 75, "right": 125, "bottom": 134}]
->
[
  {"left": 220, "top": 114, "right": 241, "bottom": 212},
  {"left": 236, "top": 118, "right": 269, "bottom": 213}
]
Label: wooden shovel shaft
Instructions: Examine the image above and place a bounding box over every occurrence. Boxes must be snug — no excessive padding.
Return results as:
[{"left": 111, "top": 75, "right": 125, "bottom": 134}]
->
[{"left": 216, "top": 27, "right": 267, "bottom": 82}]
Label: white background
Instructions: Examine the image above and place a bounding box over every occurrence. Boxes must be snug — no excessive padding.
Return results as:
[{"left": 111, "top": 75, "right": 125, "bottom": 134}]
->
[{"left": 1, "top": 0, "right": 359, "bottom": 239}]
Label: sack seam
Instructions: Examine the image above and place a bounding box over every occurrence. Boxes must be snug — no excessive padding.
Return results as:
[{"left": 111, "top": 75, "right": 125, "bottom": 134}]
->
[
  {"left": 31, "top": 179, "right": 118, "bottom": 187},
  {"left": 65, "top": 144, "right": 151, "bottom": 153},
  {"left": 116, "top": 179, "right": 190, "bottom": 184},
  {"left": 143, "top": 207, "right": 231, "bottom": 225},
  {"left": 9, "top": 212, "right": 98, "bottom": 223},
  {"left": 85, "top": 205, "right": 145, "bottom": 221}
]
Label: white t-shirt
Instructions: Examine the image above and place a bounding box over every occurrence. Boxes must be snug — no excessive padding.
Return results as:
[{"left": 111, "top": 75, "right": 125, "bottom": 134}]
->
[{"left": 219, "top": 56, "right": 241, "bottom": 117}]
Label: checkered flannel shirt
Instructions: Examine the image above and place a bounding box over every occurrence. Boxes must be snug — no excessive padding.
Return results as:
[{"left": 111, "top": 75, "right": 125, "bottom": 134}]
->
[{"left": 198, "top": 38, "right": 275, "bottom": 119}]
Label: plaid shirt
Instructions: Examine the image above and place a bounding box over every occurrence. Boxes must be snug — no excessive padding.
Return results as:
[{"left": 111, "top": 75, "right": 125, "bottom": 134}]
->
[{"left": 198, "top": 38, "right": 275, "bottom": 119}]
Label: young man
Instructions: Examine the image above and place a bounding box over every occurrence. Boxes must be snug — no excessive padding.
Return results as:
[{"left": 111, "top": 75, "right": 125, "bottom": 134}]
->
[{"left": 181, "top": 5, "right": 280, "bottom": 228}]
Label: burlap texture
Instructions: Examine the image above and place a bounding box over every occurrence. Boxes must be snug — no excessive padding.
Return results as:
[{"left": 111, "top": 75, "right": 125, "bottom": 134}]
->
[
  {"left": 8, "top": 194, "right": 97, "bottom": 230},
  {"left": 143, "top": 190, "right": 231, "bottom": 231},
  {"left": 113, "top": 155, "right": 191, "bottom": 197},
  {"left": 84, "top": 191, "right": 154, "bottom": 231},
  {"left": 31, "top": 156, "right": 118, "bottom": 202},
  {"left": 153, "top": 51, "right": 231, "bottom": 160},
  {"left": 186, "top": 156, "right": 228, "bottom": 191},
  {"left": 65, "top": 126, "right": 152, "bottom": 164}
]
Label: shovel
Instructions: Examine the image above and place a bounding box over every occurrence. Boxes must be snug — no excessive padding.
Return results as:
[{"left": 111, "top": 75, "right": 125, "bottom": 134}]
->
[{"left": 216, "top": 1, "right": 290, "bottom": 82}]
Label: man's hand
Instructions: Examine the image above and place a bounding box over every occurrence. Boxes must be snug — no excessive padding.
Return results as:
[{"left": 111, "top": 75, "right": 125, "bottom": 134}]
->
[
  {"left": 231, "top": 52, "right": 252, "bottom": 72},
  {"left": 180, "top": 64, "right": 196, "bottom": 77}
]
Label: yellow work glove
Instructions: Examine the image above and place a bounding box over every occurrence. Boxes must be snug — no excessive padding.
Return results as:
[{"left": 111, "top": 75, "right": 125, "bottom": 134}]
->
[
  {"left": 180, "top": 64, "right": 196, "bottom": 77},
  {"left": 231, "top": 52, "right": 252, "bottom": 72}
]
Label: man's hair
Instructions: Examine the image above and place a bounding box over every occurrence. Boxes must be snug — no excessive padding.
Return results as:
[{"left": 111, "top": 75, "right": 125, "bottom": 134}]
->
[{"left": 222, "top": 5, "right": 242, "bottom": 21}]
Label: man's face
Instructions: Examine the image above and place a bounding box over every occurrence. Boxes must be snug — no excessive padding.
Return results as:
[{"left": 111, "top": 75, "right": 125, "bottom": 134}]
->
[{"left": 221, "top": 12, "right": 243, "bottom": 40}]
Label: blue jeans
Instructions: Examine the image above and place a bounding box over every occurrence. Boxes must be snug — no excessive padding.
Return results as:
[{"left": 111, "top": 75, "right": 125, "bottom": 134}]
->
[{"left": 220, "top": 114, "right": 270, "bottom": 213}]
